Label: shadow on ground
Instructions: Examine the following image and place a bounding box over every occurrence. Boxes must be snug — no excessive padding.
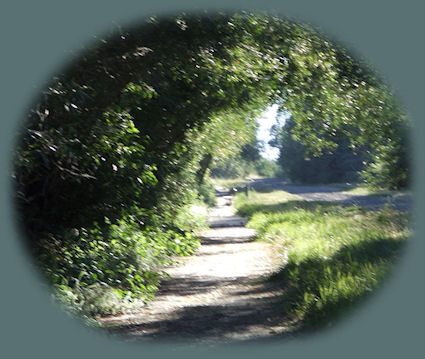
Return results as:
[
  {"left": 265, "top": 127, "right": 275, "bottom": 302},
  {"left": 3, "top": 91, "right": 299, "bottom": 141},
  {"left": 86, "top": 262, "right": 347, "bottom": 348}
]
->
[
  {"left": 199, "top": 235, "right": 255, "bottom": 245},
  {"left": 105, "top": 280, "right": 293, "bottom": 344}
]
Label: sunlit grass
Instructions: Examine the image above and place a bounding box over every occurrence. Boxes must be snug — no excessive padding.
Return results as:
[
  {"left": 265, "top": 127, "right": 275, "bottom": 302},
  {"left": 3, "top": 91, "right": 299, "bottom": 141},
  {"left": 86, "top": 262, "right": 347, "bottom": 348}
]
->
[
  {"left": 234, "top": 190, "right": 410, "bottom": 330},
  {"left": 211, "top": 175, "right": 263, "bottom": 189},
  {"left": 234, "top": 189, "right": 301, "bottom": 208},
  {"left": 210, "top": 177, "right": 249, "bottom": 189},
  {"left": 344, "top": 185, "right": 411, "bottom": 197}
]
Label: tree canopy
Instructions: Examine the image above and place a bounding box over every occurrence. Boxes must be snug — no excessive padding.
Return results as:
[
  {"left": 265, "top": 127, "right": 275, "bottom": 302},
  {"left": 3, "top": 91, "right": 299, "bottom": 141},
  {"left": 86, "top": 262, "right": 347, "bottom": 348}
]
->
[
  {"left": 271, "top": 115, "right": 365, "bottom": 184},
  {"left": 12, "top": 12, "right": 410, "bottom": 316}
]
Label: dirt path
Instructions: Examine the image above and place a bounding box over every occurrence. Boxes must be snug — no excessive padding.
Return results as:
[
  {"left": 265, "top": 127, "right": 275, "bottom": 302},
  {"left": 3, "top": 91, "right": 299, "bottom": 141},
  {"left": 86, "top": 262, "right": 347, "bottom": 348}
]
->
[
  {"left": 248, "top": 178, "right": 412, "bottom": 211},
  {"left": 97, "top": 193, "right": 291, "bottom": 344},
  {"left": 96, "top": 179, "right": 411, "bottom": 344}
]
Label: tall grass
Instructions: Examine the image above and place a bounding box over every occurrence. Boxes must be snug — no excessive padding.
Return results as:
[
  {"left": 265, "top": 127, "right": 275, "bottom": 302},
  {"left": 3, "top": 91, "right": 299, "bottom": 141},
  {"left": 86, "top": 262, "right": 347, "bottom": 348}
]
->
[{"left": 234, "top": 191, "right": 410, "bottom": 329}]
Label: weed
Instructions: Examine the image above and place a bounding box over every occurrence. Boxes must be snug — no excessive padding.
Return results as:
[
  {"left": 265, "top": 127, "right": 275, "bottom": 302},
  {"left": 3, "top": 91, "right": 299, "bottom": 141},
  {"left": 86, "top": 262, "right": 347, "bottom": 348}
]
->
[{"left": 234, "top": 190, "right": 410, "bottom": 330}]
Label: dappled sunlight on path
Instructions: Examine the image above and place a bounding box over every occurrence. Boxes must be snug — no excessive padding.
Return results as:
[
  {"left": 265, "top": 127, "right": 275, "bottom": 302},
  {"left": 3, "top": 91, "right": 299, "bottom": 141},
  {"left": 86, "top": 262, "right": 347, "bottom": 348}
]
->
[{"left": 97, "top": 194, "right": 290, "bottom": 344}]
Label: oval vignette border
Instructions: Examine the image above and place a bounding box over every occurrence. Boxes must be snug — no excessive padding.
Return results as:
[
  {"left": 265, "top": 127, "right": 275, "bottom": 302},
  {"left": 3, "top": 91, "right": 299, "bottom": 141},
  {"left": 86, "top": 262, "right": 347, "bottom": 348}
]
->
[{"left": 0, "top": 1, "right": 423, "bottom": 358}]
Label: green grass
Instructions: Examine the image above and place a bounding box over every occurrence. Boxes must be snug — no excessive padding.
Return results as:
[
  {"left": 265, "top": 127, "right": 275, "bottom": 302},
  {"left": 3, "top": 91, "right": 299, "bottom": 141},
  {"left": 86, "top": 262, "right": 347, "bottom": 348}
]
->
[
  {"left": 210, "top": 175, "right": 261, "bottom": 190},
  {"left": 344, "top": 185, "right": 410, "bottom": 197},
  {"left": 234, "top": 190, "right": 410, "bottom": 330},
  {"left": 283, "top": 182, "right": 410, "bottom": 198}
]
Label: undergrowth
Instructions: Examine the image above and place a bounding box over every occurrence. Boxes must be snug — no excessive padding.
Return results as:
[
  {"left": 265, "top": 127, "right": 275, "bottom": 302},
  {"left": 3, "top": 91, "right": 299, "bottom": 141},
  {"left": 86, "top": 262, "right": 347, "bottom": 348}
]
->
[
  {"left": 35, "top": 201, "right": 207, "bottom": 321},
  {"left": 234, "top": 190, "right": 410, "bottom": 330}
]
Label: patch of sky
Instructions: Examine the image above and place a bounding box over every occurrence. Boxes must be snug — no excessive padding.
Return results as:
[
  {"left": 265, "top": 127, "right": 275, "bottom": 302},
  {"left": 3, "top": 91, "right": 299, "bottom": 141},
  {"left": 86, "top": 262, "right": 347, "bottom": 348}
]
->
[{"left": 256, "top": 104, "right": 290, "bottom": 160}]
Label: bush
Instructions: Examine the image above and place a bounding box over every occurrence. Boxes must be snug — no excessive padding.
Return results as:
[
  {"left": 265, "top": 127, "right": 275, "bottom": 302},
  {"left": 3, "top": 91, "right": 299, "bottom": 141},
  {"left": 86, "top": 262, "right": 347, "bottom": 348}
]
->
[
  {"left": 197, "top": 179, "right": 217, "bottom": 207},
  {"left": 37, "top": 210, "right": 201, "bottom": 317},
  {"left": 210, "top": 158, "right": 253, "bottom": 178},
  {"left": 255, "top": 158, "right": 282, "bottom": 178},
  {"left": 361, "top": 138, "right": 410, "bottom": 190}
]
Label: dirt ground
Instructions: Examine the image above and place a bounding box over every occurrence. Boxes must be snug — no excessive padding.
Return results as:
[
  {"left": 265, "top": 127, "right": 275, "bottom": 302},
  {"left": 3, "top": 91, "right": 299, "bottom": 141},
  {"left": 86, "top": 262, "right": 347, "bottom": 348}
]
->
[
  {"left": 96, "top": 179, "right": 411, "bottom": 345},
  {"left": 96, "top": 194, "right": 293, "bottom": 345}
]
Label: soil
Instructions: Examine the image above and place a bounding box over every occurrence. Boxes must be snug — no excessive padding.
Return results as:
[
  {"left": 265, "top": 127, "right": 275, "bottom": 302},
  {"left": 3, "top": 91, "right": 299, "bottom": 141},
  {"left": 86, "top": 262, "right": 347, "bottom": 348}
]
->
[
  {"left": 95, "top": 179, "right": 411, "bottom": 345},
  {"left": 96, "top": 193, "right": 293, "bottom": 345}
]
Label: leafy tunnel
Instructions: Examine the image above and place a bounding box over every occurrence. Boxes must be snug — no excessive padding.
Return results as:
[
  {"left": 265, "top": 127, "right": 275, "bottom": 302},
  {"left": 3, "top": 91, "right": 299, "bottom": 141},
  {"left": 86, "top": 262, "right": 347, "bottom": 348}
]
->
[{"left": 12, "top": 12, "right": 410, "bottom": 319}]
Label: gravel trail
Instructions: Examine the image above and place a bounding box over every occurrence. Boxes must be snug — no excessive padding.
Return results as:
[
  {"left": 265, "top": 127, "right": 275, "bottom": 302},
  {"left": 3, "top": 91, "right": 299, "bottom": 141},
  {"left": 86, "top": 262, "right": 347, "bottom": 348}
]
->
[
  {"left": 97, "top": 193, "right": 290, "bottom": 344},
  {"left": 96, "top": 179, "right": 410, "bottom": 344}
]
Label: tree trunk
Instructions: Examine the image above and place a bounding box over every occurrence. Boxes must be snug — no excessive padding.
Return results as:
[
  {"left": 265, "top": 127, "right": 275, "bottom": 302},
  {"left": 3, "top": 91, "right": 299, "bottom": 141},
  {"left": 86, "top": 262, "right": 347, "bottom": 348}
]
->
[{"left": 196, "top": 153, "right": 213, "bottom": 185}]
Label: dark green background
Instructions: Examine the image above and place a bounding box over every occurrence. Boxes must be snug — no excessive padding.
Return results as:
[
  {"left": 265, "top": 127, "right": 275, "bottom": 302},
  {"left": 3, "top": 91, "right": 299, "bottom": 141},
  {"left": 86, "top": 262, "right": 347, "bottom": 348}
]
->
[{"left": 1, "top": 0, "right": 423, "bottom": 357}]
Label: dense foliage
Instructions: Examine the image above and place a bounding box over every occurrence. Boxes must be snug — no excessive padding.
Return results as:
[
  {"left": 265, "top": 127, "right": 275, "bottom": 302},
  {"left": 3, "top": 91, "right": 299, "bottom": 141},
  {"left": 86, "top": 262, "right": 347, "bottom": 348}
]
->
[
  {"left": 211, "top": 139, "right": 281, "bottom": 178},
  {"left": 272, "top": 116, "right": 365, "bottom": 184},
  {"left": 12, "top": 12, "right": 410, "bottom": 317}
]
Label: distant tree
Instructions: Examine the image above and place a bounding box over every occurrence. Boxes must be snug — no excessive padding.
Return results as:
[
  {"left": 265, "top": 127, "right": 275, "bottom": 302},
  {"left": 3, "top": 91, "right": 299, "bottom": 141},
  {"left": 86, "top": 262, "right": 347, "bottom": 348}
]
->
[
  {"left": 273, "top": 116, "right": 365, "bottom": 184},
  {"left": 12, "top": 13, "right": 410, "bottom": 310}
]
